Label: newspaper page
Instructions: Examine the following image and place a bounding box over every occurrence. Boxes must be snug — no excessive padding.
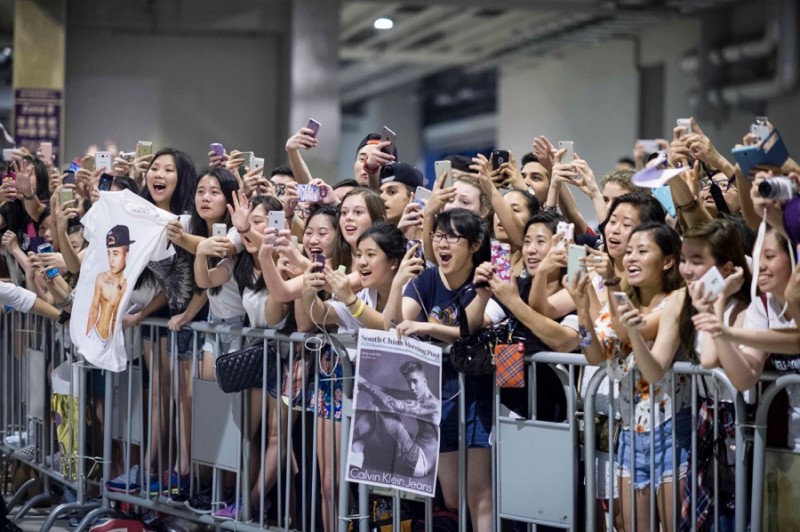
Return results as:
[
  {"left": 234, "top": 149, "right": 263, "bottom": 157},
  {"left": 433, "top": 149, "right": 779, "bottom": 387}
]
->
[{"left": 346, "top": 329, "right": 442, "bottom": 497}]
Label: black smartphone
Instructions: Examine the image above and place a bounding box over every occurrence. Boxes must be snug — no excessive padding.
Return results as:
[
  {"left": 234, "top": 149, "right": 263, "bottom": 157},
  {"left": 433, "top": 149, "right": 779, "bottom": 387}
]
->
[
  {"left": 491, "top": 150, "right": 510, "bottom": 170},
  {"left": 63, "top": 170, "right": 75, "bottom": 185},
  {"left": 98, "top": 173, "right": 113, "bottom": 192}
]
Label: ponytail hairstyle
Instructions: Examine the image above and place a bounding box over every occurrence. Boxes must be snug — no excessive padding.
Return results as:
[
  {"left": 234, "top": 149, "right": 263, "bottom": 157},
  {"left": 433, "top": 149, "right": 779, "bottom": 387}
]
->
[
  {"left": 677, "top": 218, "right": 752, "bottom": 363},
  {"left": 330, "top": 188, "right": 386, "bottom": 273}
]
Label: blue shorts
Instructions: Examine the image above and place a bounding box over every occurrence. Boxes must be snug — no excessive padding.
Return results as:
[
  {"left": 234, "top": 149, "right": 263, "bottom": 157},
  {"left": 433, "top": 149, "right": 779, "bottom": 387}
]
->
[
  {"left": 616, "top": 408, "right": 692, "bottom": 491},
  {"left": 200, "top": 312, "right": 246, "bottom": 356},
  {"left": 439, "top": 361, "right": 492, "bottom": 453}
]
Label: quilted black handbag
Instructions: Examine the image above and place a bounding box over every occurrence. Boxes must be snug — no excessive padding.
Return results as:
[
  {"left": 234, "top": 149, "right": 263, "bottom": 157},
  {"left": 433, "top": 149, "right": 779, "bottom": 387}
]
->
[
  {"left": 215, "top": 344, "right": 266, "bottom": 393},
  {"left": 450, "top": 301, "right": 520, "bottom": 376}
]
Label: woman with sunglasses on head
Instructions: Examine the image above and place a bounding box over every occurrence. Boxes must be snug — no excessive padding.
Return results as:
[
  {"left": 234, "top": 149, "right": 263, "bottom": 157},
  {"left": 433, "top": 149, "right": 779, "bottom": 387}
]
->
[{"left": 384, "top": 208, "right": 493, "bottom": 531}]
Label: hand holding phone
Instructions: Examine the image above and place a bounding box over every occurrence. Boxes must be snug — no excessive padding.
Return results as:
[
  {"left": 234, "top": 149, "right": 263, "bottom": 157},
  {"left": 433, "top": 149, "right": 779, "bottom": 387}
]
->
[
  {"left": 676, "top": 118, "right": 692, "bottom": 137},
  {"left": 697, "top": 266, "right": 725, "bottom": 301},
  {"left": 750, "top": 117, "right": 770, "bottom": 144},
  {"left": 381, "top": 126, "right": 396, "bottom": 154},
  {"left": 612, "top": 291, "right": 634, "bottom": 310},
  {"left": 407, "top": 239, "right": 425, "bottom": 262},
  {"left": 306, "top": 119, "right": 321, "bottom": 138},
  {"left": 491, "top": 150, "right": 510, "bottom": 171},
  {"left": 557, "top": 141, "right": 574, "bottom": 163},
  {"left": 434, "top": 160, "right": 452, "bottom": 188},
  {"left": 37, "top": 243, "right": 60, "bottom": 279},
  {"left": 414, "top": 186, "right": 432, "bottom": 208},
  {"left": 311, "top": 253, "right": 326, "bottom": 273},
  {"left": 210, "top": 143, "right": 225, "bottom": 157},
  {"left": 556, "top": 221, "right": 574, "bottom": 249},
  {"left": 58, "top": 188, "right": 74, "bottom": 206},
  {"left": 212, "top": 223, "right": 227, "bottom": 237},
  {"left": 95, "top": 152, "right": 113, "bottom": 173},
  {"left": 98, "top": 174, "right": 114, "bottom": 192},
  {"left": 136, "top": 141, "right": 153, "bottom": 159}
]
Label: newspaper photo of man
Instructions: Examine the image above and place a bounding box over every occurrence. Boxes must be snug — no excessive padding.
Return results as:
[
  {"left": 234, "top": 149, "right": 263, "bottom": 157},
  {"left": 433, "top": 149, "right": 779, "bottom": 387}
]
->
[
  {"left": 349, "top": 358, "right": 440, "bottom": 481},
  {"left": 85, "top": 224, "right": 134, "bottom": 347}
]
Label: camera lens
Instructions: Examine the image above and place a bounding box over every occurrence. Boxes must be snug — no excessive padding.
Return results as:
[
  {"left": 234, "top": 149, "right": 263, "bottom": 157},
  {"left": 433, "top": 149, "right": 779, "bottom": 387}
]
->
[{"left": 758, "top": 177, "right": 797, "bottom": 201}]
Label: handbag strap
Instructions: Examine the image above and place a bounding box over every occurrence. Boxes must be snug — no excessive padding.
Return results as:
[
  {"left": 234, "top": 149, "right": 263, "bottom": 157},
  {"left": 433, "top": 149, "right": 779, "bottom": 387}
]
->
[{"left": 457, "top": 299, "right": 470, "bottom": 339}]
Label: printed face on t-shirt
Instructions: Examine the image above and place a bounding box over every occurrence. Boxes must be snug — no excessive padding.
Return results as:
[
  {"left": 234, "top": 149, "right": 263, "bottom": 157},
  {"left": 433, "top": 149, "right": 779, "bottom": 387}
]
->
[{"left": 107, "top": 246, "right": 128, "bottom": 275}]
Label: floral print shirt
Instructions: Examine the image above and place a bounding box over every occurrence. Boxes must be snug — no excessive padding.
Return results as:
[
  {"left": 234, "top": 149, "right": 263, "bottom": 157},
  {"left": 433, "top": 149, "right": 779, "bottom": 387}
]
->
[{"left": 593, "top": 294, "right": 691, "bottom": 433}]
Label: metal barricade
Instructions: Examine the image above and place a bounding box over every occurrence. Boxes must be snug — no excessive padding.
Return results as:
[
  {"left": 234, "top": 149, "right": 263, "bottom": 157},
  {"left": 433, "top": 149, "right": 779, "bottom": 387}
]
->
[
  {"left": 0, "top": 310, "right": 101, "bottom": 531},
  {"left": 584, "top": 361, "right": 749, "bottom": 532},
  {"left": 749, "top": 373, "right": 800, "bottom": 532}
]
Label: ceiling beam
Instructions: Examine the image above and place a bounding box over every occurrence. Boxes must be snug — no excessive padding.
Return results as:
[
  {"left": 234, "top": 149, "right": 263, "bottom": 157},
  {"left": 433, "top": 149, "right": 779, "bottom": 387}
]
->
[
  {"left": 341, "top": 48, "right": 474, "bottom": 64},
  {"left": 347, "top": 6, "right": 457, "bottom": 51},
  {"left": 344, "top": 0, "right": 596, "bottom": 12},
  {"left": 340, "top": 3, "right": 399, "bottom": 41}
]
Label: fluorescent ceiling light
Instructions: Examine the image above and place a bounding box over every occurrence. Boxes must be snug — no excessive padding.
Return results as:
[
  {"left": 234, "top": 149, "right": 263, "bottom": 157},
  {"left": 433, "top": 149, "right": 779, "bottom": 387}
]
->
[{"left": 373, "top": 17, "right": 394, "bottom": 30}]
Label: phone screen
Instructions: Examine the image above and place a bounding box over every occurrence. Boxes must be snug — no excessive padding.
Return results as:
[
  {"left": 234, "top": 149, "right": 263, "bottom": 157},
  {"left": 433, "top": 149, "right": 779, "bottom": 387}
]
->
[
  {"left": 98, "top": 174, "right": 114, "bottom": 192},
  {"left": 63, "top": 171, "right": 75, "bottom": 185}
]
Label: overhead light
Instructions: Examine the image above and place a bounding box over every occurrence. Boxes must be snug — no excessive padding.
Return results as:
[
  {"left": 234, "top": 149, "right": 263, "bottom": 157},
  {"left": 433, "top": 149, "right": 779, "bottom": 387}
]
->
[{"left": 373, "top": 17, "right": 394, "bottom": 30}]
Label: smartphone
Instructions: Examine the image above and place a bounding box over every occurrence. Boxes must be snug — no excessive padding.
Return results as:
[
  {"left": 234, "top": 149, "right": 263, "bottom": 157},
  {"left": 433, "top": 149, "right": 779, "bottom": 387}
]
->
[
  {"left": 406, "top": 239, "right": 424, "bottom": 262},
  {"left": 557, "top": 141, "right": 574, "bottom": 162},
  {"left": 698, "top": 266, "right": 725, "bottom": 301},
  {"left": 652, "top": 186, "right": 677, "bottom": 218},
  {"left": 414, "top": 186, "right": 432, "bottom": 208},
  {"left": 98, "top": 173, "right": 114, "bottom": 192},
  {"left": 240, "top": 151, "right": 254, "bottom": 169},
  {"left": 434, "top": 160, "right": 452, "bottom": 187},
  {"left": 210, "top": 143, "right": 224, "bottom": 157},
  {"left": 311, "top": 252, "right": 326, "bottom": 273},
  {"left": 677, "top": 118, "right": 692, "bottom": 136},
  {"left": 556, "top": 221, "right": 574, "bottom": 244},
  {"left": 750, "top": 117, "right": 770, "bottom": 144},
  {"left": 121, "top": 151, "right": 135, "bottom": 163},
  {"left": 40, "top": 142, "right": 53, "bottom": 161},
  {"left": 638, "top": 139, "right": 660, "bottom": 155},
  {"left": 611, "top": 291, "right": 634, "bottom": 309},
  {"left": 63, "top": 170, "right": 75, "bottom": 185},
  {"left": 95, "top": 151, "right": 112, "bottom": 173},
  {"left": 136, "top": 141, "right": 153, "bottom": 159},
  {"left": 2, "top": 148, "right": 14, "bottom": 162},
  {"left": 81, "top": 155, "right": 95, "bottom": 172},
  {"left": 297, "top": 184, "right": 321, "bottom": 203},
  {"left": 291, "top": 235, "right": 299, "bottom": 250},
  {"left": 212, "top": 223, "right": 227, "bottom": 237},
  {"left": 306, "top": 119, "right": 321, "bottom": 138},
  {"left": 58, "top": 189, "right": 74, "bottom": 205},
  {"left": 491, "top": 150, "right": 510, "bottom": 171},
  {"left": 37, "top": 243, "right": 60, "bottom": 279},
  {"left": 567, "top": 244, "right": 586, "bottom": 284},
  {"left": 491, "top": 240, "right": 512, "bottom": 282},
  {"left": 268, "top": 210, "right": 286, "bottom": 231},
  {"left": 381, "top": 126, "right": 396, "bottom": 154},
  {"left": 731, "top": 129, "right": 789, "bottom": 178},
  {"left": 251, "top": 157, "right": 265, "bottom": 173}
]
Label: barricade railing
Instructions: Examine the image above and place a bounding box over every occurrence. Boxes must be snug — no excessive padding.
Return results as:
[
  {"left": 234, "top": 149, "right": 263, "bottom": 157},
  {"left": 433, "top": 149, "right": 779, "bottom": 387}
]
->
[
  {"left": 0, "top": 310, "right": 101, "bottom": 531},
  {"left": 4, "top": 309, "right": 798, "bottom": 532},
  {"left": 749, "top": 373, "right": 800, "bottom": 532},
  {"left": 584, "top": 360, "right": 749, "bottom": 532}
]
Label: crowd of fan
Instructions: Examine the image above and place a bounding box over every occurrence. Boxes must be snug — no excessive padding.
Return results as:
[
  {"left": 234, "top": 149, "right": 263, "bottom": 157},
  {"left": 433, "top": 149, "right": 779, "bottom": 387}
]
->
[{"left": 1, "top": 116, "right": 799, "bottom": 532}]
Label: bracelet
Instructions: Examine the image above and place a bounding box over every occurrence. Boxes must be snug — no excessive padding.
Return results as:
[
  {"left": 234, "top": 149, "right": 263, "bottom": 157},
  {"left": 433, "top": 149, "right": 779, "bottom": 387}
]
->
[
  {"left": 344, "top": 295, "right": 359, "bottom": 307},
  {"left": 237, "top": 226, "right": 251, "bottom": 234},
  {"left": 675, "top": 197, "right": 698, "bottom": 212},
  {"left": 23, "top": 193, "right": 36, "bottom": 200},
  {"left": 55, "top": 293, "right": 73, "bottom": 309},
  {"left": 351, "top": 299, "right": 366, "bottom": 318}
]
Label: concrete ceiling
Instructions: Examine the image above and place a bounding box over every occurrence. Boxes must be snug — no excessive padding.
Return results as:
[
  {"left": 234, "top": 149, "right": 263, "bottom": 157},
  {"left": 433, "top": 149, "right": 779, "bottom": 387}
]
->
[{"left": 339, "top": 0, "right": 742, "bottom": 105}]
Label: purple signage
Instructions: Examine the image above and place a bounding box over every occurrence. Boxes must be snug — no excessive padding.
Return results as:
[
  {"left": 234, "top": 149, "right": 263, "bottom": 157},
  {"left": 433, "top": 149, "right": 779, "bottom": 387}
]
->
[{"left": 14, "top": 88, "right": 62, "bottom": 166}]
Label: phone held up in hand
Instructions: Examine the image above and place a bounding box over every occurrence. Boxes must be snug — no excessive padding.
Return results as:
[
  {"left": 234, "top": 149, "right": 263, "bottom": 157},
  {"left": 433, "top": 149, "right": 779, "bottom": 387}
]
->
[
  {"left": 381, "top": 126, "right": 396, "bottom": 155},
  {"left": 98, "top": 174, "right": 114, "bottom": 192},
  {"left": 212, "top": 223, "right": 227, "bottom": 238},
  {"left": 434, "top": 160, "right": 452, "bottom": 187},
  {"left": 306, "top": 119, "right": 321, "bottom": 138},
  {"left": 406, "top": 239, "right": 424, "bottom": 262},
  {"left": 491, "top": 240, "right": 512, "bottom": 283},
  {"left": 37, "top": 243, "right": 60, "bottom": 279},
  {"left": 491, "top": 150, "right": 510, "bottom": 171},
  {"left": 567, "top": 244, "right": 586, "bottom": 284},
  {"left": 698, "top": 266, "right": 725, "bottom": 301},
  {"left": 557, "top": 141, "right": 574, "bottom": 162}
]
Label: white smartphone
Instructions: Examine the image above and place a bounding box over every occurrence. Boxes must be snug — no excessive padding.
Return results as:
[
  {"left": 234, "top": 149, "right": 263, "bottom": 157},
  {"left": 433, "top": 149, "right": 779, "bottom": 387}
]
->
[
  {"left": 750, "top": 117, "right": 770, "bottom": 144},
  {"left": 381, "top": 126, "right": 396, "bottom": 154},
  {"left": 556, "top": 221, "right": 574, "bottom": 244},
  {"left": 638, "top": 139, "right": 660, "bottom": 154},
  {"left": 414, "top": 186, "right": 432, "bottom": 207},
  {"left": 677, "top": 118, "right": 692, "bottom": 136},
  {"left": 251, "top": 157, "right": 265, "bottom": 173},
  {"left": 557, "top": 141, "right": 574, "bottom": 162},
  {"left": 95, "top": 151, "right": 113, "bottom": 173},
  {"left": 212, "top": 223, "right": 227, "bottom": 237},
  {"left": 40, "top": 142, "right": 53, "bottom": 161},
  {"left": 240, "top": 151, "right": 254, "bottom": 169},
  {"left": 291, "top": 235, "right": 299, "bottom": 250},
  {"left": 698, "top": 266, "right": 725, "bottom": 301},
  {"left": 434, "top": 160, "right": 452, "bottom": 187},
  {"left": 2, "top": 148, "right": 14, "bottom": 162},
  {"left": 268, "top": 210, "right": 286, "bottom": 231},
  {"left": 567, "top": 244, "right": 586, "bottom": 284},
  {"left": 612, "top": 291, "right": 634, "bottom": 309}
]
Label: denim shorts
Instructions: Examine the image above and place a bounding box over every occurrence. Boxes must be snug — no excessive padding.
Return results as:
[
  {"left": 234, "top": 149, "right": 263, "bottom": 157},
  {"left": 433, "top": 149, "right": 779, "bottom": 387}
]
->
[
  {"left": 200, "top": 313, "right": 246, "bottom": 357},
  {"left": 439, "top": 361, "right": 492, "bottom": 453},
  {"left": 140, "top": 307, "right": 195, "bottom": 361},
  {"left": 616, "top": 408, "right": 692, "bottom": 491}
]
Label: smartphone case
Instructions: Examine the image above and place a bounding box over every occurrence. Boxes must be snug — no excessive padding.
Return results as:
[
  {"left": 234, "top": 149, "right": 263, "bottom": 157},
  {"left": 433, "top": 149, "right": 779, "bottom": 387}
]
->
[
  {"left": 491, "top": 241, "right": 512, "bottom": 282},
  {"left": 652, "top": 186, "right": 677, "bottom": 218}
]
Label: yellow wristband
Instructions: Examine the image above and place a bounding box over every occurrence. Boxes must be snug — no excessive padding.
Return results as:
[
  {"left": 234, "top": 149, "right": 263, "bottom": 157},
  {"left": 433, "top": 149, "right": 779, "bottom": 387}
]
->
[{"left": 351, "top": 299, "right": 367, "bottom": 319}]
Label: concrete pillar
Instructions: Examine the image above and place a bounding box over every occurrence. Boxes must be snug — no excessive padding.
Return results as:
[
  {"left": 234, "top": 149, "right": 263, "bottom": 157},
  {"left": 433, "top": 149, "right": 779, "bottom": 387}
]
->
[
  {"left": 12, "top": 0, "right": 66, "bottom": 164},
  {"left": 289, "top": 0, "right": 341, "bottom": 182}
]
